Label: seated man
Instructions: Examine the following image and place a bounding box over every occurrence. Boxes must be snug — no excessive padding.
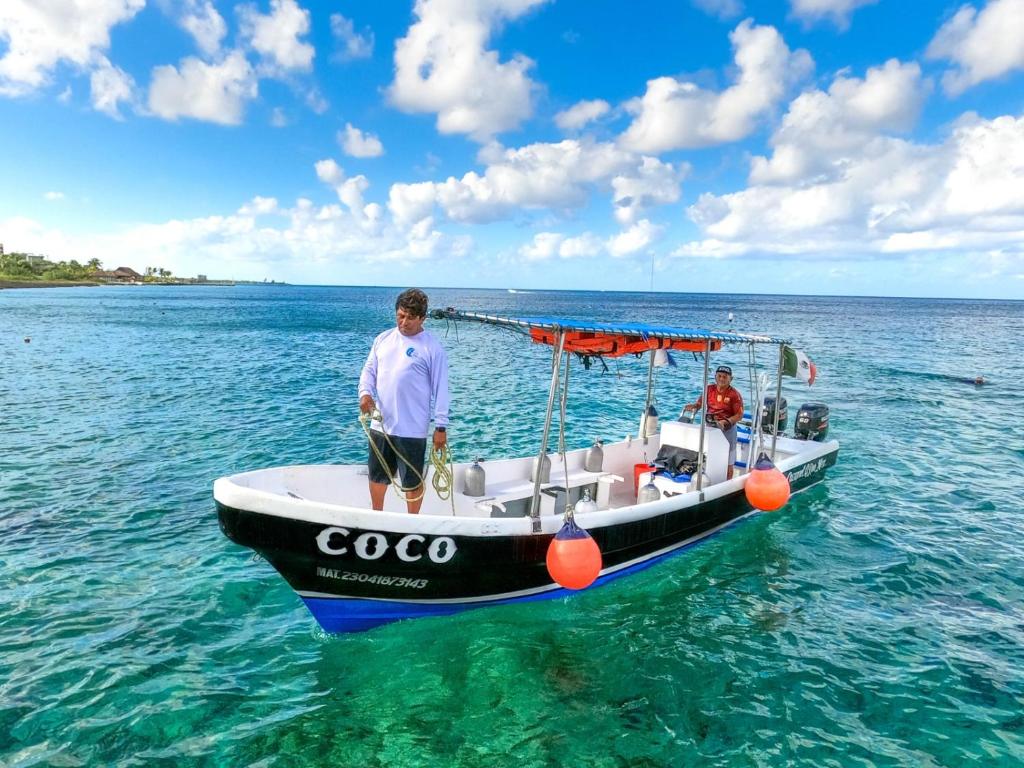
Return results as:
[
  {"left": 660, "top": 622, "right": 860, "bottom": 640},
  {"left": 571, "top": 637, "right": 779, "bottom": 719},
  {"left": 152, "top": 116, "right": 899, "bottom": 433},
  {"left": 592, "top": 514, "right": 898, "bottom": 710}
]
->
[{"left": 681, "top": 365, "right": 744, "bottom": 479}]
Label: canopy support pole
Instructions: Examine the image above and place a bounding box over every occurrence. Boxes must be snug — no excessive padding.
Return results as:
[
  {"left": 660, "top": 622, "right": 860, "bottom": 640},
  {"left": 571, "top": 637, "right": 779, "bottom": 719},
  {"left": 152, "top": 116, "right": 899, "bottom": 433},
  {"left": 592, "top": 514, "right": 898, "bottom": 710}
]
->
[
  {"left": 694, "top": 341, "right": 711, "bottom": 491},
  {"left": 557, "top": 350, "right": 571, "bottom": 509},
  {"left": 530, "top": 330, "right": 565, "bottom": 533},
  {"left": 745, "top": 342, "right": 760, "bottom": 476},
  {"left": 771, "top": 344, "right": 785, "bottom": 460},
  {"left": 642, "top": 348, "right": 656, "bottom": 445}
]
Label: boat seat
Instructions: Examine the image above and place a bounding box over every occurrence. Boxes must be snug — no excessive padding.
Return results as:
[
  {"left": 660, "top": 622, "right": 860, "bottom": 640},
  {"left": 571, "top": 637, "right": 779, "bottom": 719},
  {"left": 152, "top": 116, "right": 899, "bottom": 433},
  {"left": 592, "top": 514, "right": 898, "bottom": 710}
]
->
[{"left": 471, "top": 468, "right": 620, "bottom": 517}]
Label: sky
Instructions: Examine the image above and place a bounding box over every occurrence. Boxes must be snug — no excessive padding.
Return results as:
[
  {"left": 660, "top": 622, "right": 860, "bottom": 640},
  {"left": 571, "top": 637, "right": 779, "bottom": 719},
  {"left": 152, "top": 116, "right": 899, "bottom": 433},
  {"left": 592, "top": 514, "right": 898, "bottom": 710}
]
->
[{"left": 1, "top": 0, "right": 1023, "bottom": 298}]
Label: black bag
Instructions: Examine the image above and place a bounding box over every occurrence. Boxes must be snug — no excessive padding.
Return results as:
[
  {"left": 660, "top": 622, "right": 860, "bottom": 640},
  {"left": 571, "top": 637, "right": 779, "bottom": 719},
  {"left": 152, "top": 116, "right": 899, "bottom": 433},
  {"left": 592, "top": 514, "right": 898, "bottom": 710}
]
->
[{"left": 653, "top": 445, "right": 700, "bottom": 477}]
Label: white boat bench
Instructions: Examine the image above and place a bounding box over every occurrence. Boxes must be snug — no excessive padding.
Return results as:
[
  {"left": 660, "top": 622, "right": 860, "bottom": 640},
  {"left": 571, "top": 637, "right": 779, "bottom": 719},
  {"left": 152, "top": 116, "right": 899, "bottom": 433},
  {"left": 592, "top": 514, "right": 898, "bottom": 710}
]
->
[{"left": 469, "top": 468, "right": 623, "bottom": 517}]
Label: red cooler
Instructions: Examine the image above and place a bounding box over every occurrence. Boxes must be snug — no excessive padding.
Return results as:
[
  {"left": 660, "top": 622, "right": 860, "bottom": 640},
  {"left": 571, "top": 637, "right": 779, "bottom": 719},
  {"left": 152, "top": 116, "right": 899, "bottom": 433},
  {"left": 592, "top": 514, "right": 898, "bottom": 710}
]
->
[{"left": 634, "top": 463, "right": 653, "bottom": 496}]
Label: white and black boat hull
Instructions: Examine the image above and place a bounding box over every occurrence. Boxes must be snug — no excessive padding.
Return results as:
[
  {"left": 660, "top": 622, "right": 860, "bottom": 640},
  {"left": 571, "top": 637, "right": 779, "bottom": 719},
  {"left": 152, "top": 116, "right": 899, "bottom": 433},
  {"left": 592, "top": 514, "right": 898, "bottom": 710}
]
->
[{"left": 216, "top": 445, "right": 838, "bottom": 633}]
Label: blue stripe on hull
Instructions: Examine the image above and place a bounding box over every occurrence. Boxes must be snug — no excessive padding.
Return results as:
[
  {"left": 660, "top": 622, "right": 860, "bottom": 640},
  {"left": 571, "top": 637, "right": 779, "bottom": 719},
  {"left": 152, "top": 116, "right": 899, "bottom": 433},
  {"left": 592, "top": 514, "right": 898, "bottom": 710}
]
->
[{"left": 302, "top": 520, "right": 743, "bottom": 633}]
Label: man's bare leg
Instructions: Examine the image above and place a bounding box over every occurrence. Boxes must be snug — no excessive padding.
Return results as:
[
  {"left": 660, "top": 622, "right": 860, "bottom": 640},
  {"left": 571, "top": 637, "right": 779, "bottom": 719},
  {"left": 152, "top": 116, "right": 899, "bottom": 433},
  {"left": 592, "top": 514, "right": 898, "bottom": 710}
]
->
[
  {"left": 369, "top": 481, "right": 388, "bottom": 511},
  {"left": 406, "top": 485, "right": 423, "bottom": 515}
]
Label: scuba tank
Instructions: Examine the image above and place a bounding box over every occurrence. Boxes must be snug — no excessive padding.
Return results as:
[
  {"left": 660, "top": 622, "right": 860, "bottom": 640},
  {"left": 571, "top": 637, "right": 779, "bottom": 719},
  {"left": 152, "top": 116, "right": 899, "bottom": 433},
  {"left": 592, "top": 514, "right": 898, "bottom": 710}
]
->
[
  {"left": 532, "top": 452, "right": 551, "bottom": 483},
  {"left": 463, "top": 459, "right": 486, "bottom": 497},
  {"left": 638, "top": 403, "right": 659, "bottom": 438},
  {"left": 584, "top": 439, "right": 604, "bottom": 472},
  {"left": 637, "top": 481, "right": 661, "bottom": 504},
  {"left": 573, "top": 488, "right": 598, "bottom": 515}
]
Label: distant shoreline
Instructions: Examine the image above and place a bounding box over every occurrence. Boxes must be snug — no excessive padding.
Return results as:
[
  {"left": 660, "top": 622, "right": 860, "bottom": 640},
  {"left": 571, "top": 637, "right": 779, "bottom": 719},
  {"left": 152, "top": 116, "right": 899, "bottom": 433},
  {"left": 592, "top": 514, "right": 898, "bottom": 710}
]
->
[
  {"left": 0, "top": 280, "right": 100, "bottom": 289},
  {"left": 0, "top": 280, "right": 281, "bottom": 290}
]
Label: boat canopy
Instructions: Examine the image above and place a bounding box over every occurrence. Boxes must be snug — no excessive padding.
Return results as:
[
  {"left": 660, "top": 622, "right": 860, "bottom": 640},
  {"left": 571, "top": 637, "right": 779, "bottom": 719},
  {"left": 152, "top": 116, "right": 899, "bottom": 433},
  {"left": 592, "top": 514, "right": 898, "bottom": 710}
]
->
[{"left": 430, "top": 309, "right": 790, "bottom": 358}]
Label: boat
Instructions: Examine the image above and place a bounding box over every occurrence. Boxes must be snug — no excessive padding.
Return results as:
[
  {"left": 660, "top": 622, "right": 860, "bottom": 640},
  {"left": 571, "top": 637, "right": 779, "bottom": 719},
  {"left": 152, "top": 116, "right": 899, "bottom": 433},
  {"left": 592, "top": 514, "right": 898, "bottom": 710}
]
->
[{"left": 215, "top": 309, "right": 839, "bottom": 633}]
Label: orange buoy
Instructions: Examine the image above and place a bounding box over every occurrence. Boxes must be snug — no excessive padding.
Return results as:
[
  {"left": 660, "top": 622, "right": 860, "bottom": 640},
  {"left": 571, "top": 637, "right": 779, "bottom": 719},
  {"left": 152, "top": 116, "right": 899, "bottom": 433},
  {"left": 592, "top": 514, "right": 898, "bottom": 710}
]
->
[
  {"left": 546, "top": 517, "right": 602, "bottom": 590},
  {"left": 744, "top": 452, "right": 791, "bottom": 511}
]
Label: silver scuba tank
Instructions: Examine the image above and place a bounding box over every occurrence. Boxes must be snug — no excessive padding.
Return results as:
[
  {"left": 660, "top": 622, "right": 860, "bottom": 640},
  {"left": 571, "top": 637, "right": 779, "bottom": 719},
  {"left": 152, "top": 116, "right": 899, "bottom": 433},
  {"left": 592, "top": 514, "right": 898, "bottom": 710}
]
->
[
  {"left": 463, "top": 459, "right": 486, "bottom": 497},
  {"left": 637, "top": 481, "right": 661, "bottom": 504},
  {"left": 638, "top": 403, "right": 659, "bottom": 438},
  {"left": 584, "top": 439, "right": 604, "bottom": 472},
  {"left": 574, "top": 488, "right": 598, "bottom": 515},
  {"left": 532, "top": 452, "right": 551, "bottom": 483}
]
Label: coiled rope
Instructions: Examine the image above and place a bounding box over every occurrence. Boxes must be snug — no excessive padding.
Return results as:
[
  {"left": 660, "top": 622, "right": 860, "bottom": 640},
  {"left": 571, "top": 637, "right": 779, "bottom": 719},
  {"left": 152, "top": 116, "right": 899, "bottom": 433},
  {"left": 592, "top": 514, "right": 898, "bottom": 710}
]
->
[{"left": 358, "top": 412, "right": 455, "bottom": 511}]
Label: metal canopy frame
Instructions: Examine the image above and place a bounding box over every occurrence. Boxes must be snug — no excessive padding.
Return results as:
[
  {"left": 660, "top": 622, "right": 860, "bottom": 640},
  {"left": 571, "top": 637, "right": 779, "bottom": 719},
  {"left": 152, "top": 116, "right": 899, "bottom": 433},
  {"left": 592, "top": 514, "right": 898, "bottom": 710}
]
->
[{"left": 431, "top": 308, "right": 795, "bottom": 522}]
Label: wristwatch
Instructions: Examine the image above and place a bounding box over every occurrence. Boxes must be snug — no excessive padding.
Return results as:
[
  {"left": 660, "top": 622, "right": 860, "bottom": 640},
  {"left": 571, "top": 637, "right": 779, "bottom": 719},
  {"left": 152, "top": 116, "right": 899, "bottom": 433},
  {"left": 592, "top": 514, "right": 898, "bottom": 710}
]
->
[{"left": 435, "top": 426, "right": 446, "bottom": 432}]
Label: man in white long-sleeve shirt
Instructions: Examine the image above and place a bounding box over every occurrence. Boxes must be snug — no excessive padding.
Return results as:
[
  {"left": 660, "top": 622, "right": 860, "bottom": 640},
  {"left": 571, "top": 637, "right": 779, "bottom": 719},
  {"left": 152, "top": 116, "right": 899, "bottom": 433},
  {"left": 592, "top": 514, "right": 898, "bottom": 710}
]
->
[{"left": 358, "top": 288, "right": 450, "bottom": 514}]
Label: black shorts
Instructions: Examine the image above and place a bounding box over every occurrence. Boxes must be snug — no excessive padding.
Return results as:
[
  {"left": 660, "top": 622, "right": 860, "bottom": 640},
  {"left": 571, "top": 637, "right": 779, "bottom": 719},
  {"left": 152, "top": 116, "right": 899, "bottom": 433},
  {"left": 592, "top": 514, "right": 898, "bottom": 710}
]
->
[{"left": 367, "top": 431, "right": 427, "bottom": 489}]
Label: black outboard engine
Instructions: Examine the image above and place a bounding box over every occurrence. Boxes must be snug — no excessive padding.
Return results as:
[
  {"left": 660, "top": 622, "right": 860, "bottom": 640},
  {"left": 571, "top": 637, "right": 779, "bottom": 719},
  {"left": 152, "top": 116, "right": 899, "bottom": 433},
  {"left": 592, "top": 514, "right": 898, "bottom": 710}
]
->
[
  {"left": 794, "top": 403, "right": 829, "bottom": 441},
  {"left": 761, "top": 396, "right": 788, "bottom": 435}
]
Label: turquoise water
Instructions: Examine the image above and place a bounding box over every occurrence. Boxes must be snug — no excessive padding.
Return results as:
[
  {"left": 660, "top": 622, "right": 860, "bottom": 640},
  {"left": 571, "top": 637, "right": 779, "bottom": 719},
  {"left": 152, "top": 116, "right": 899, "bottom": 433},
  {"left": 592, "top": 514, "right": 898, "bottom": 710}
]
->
[{"left": 2, "top": 285, "right": 1022, "bottom": 766}]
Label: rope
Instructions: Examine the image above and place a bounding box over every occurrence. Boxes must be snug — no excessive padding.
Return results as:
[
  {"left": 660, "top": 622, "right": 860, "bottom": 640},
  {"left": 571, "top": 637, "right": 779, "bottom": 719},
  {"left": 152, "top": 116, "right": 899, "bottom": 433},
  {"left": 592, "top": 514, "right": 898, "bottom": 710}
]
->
[
  {"left": 430, "top": 445, "right": 454, "bottom": 504},
  {"left": 358, "top": 412, "right": 455, "bottom": 511}
]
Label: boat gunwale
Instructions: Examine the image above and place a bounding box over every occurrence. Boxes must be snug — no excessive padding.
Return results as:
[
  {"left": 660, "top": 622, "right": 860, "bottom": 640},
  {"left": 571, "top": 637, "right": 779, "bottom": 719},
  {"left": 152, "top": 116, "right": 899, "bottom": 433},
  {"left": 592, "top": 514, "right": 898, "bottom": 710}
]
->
[{"left": 213, "top": 438, "right": 839, "bottom": 538}]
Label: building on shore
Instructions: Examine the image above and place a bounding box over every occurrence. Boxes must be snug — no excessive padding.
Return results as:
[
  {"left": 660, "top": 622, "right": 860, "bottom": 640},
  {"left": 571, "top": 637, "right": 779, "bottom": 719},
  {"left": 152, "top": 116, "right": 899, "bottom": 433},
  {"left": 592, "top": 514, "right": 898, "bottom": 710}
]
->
[{"left": 94, "top": 267, "right": 144, "bottom": 283}]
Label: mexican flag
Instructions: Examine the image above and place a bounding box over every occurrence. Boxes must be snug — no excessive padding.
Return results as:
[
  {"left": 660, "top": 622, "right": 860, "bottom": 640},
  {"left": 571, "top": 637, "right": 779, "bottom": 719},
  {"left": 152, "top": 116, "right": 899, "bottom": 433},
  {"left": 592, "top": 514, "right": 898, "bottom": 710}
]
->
[{"left": 782, "top": 345, "right": 816, "bottom": 385}]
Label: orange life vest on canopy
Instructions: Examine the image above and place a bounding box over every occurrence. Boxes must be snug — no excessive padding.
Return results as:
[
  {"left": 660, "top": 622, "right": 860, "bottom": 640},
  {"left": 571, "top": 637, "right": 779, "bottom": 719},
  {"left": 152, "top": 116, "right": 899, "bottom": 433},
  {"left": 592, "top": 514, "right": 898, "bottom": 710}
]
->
[{"left": 529, "top": 328, "right": 722, "bottom": 357}]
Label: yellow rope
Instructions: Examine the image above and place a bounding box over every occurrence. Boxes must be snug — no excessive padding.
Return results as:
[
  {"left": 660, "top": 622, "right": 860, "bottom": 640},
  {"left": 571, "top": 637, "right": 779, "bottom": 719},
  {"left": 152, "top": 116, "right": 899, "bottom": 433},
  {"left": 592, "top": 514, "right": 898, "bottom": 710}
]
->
[{"left": 358, "top": 413, "right": 455, "bottom": 510}]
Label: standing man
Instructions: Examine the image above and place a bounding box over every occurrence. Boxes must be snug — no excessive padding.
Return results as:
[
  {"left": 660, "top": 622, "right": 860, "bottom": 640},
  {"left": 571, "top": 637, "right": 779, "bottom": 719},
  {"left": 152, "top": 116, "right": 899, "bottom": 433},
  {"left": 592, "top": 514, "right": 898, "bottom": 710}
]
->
[
  {"left": 681, "top": 365, "right": 743, "bottom": 479},
  {"left": 358, "top": 289, "right": 449, "bottom": 514}
]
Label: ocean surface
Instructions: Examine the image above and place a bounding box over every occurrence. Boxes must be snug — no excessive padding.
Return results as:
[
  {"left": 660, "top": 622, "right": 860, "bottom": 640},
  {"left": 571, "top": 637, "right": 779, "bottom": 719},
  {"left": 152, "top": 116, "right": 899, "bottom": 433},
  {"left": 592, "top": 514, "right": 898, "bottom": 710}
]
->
[{"left": 2, "top": 285, "right": 1022, "bottom": 767}]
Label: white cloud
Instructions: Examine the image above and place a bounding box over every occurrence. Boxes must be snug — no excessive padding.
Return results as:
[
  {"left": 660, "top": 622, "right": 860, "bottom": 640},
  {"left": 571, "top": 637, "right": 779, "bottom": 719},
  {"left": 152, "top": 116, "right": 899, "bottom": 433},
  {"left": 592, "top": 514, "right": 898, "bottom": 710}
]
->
[
  {"left": 750, "top": 59, "right": 927, "bottom": 184},
  {"left": 788, "top": 0, "right": 877, "bottom": 29},
  {"left": 305, "top": 88, "right": 329, "bottom": 114},
  {"left": 607, "top": 219, "right": 661, "bottom": 257},
  {"left": 270, "top": 107, "right": 288, "bottom": 127},
  {"left": 148, "top": 51, "right": 258, "bottom": 125},
  {"left": 0, "top": 0, "right": 144, "bottom": 96},
  {"left": 518, "top": 231, "right": 604, "bottom": 261},
  {"left": 388, "top": 138, "right": 683, "bottom": 231},
  {"left": 519, "top": 232, "right": 564, "bottom": 261},
  {"left": 620, "top": 20, "right": 813, "bottom": 152},
  {"left": 90, "top": 56, "right": 135, "bottom": 119},
  {"left": 692, "top": 0, "right": 744, "bottom": 20},
  {"left": 388, "top": 0, "right": 549, "bottom": 142},
  {"left": 180, "top": 0, "right": 227, "bottom": 57},
  {"left": 341, "top": 123, "right": 385, "bottom": 158},
  {"left": 926, "top": 0, "right": 1024, "bottom": 95},
  {"left": 389, "top": 139, "right": 638, "bottom": 225},
  {"left": 315, "top": 158, "right": 345, "bottom": 186},
  {"left": 560, "top": 233, "right": 604, "bottom": 258},
  {"left": 679, "top": 106, "right": 1024, "bottom": 261},
  {"left": 555, "top": 99, "right": 610, "bottom": 131},
  {"left": 612, "top": 156, "right": 686, "bottom": 225},
  {"left": 331, "top": 13, "right": 374, "bottom": 60},
  {"left": 314, "top": 158, "right": 377, "bottom": 220},
  {"left": 238, "top": 196, "right": 279, "bottom": 215},
  {"left": 44, "top": 191, "right": 64, "bottom": 201},
  {"left": 388, "top": 182, "right": 439, "bottom": 230},
  {"left": 240, "top": 0, "right": 315, "bottom": 73}
]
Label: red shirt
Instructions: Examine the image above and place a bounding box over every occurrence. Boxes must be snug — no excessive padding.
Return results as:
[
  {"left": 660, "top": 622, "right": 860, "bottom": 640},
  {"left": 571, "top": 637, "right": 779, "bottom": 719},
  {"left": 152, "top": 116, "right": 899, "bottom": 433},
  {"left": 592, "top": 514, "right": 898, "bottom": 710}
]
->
[{"left": 703, "top": 383, "right": 743, "bottom": 421}]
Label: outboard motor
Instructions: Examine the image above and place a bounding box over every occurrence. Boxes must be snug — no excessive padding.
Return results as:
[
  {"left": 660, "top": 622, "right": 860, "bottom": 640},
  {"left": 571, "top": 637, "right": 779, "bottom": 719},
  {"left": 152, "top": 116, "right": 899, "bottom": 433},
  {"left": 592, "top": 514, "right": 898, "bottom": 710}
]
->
[
  {"left": 463, "top": 459, "right": 486, "bottom": 497},
  {"left": 761, "top": 396, "right": 788, "bottom": 435},
  {"left": 794, "top": 403, "right": 829, "bottom": 441},
  {"left": 584, "top": 439, "right": 604, "bottom": 472}
]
